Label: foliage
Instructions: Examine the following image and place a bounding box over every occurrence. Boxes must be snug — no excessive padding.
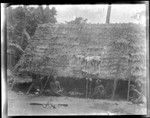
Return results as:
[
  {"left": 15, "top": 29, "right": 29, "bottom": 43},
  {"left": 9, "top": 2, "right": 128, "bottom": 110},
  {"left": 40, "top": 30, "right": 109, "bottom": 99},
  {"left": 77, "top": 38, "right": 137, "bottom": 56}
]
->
[
  {"left": 16, "top": 23, "right": 69, "bottom": 76},
  {"left": 32, "top": 6, "right": 57, "bottom": 25},
  {"left": 7, "top": 5, "right": 57, "bottom": 37},
  {"left": 7, "top": 5, "right": 57, "bottom": 70},
  {"left": 66, "top": 17, "right": 87, "bottom": 25}
]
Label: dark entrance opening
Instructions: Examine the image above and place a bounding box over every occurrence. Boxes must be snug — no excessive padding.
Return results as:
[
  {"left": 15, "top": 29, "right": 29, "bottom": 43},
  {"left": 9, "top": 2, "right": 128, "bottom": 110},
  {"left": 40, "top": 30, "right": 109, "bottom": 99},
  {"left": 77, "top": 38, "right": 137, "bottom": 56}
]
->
[{"left": 115, "top": 80, "right": 128, "bottom": 100}]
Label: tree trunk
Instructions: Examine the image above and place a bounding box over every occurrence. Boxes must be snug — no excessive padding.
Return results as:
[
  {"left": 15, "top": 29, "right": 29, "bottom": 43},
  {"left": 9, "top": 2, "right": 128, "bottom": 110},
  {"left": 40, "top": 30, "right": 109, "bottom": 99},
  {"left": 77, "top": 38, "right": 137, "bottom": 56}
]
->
[
  {"left": 12, "top": 28, "right": 31, "bottom": 72},
  {"left": 40, "top": 6, "right": 45, "bottom": 24},
  {"left": 106, "top": 5, "right": 111, "bottom": 24},
  {"left": 127, "top": 79, "right": 131, "bottom": 101}
]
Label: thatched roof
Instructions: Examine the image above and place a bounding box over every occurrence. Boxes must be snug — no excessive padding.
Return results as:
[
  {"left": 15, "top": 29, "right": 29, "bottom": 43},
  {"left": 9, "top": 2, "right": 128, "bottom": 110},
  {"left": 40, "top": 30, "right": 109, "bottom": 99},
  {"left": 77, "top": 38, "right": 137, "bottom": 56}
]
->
[{"left": 17, "top": 23, "right": 146, "bottom": 81}]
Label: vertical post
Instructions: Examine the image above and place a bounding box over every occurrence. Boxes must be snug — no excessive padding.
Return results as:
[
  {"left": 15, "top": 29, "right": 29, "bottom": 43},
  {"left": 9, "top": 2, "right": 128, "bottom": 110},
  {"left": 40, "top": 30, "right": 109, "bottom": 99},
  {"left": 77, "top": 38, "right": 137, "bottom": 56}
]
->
[
  {"left": 88, "top": 78, "right": 92, "bottom": 98},
  {"left": 127, "top": 79, "right": 131, "bottom": 101},
  {"left": 127, "top": 53, "right": 132, "bottom": 101},
  {"left": 111, "top": 79, "right": 117, "bottom": 100},
  {"left": 85, "top": 78, "right": 89, "bottom": 98},
  {"left": 111, "top": 65, "right": 119, "bottom": 100},
  {"left": 111, "top": 58, "right": 121, "bottom": 100},
  {"left": 26, "top": 83, "right": 34, "bottom": 94},
  {"left": 106, "top": 4, "right": 111, "bottom": 24}
]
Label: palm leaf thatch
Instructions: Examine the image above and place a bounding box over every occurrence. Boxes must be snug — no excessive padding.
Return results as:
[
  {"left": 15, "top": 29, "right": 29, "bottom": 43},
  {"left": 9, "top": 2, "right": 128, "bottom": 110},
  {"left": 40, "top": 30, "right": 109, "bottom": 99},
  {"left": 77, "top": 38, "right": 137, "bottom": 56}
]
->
[{"left": 16, "top": 23, "right": 146, "bottom": 82}]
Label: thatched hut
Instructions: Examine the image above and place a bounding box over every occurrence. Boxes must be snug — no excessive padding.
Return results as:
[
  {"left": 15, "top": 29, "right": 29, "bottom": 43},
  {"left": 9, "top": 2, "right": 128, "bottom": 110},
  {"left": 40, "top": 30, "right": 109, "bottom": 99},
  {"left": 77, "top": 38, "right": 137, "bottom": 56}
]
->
[{"left": 14, "top": 23, "right": 146, "bottom": 99}]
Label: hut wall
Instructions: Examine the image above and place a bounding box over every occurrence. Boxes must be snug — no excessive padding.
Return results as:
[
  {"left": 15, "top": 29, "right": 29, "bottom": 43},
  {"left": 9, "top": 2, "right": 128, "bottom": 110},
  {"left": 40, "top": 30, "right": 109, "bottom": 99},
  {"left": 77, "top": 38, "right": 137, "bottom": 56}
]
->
[
  {"left": 57, "top": 77, "right": 86, "bottom": 96},
  {"left": 57, "top": 77, "right": 128, "bottom": 99}
]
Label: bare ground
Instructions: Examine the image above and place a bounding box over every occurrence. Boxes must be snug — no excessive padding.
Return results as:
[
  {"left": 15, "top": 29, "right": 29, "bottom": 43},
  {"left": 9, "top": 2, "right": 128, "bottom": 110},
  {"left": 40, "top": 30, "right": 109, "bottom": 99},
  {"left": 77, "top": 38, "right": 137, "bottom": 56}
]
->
[{"left": 8, "top": 90, "right": 147, "bottom": 116}]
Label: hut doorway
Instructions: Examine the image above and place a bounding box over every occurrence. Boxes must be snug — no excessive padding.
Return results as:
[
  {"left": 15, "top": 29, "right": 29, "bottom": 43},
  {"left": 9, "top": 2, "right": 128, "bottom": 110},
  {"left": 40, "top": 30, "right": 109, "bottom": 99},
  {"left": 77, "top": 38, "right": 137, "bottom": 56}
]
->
[{"left": 115, "top": 80, "right": 128, "bottom": 100}]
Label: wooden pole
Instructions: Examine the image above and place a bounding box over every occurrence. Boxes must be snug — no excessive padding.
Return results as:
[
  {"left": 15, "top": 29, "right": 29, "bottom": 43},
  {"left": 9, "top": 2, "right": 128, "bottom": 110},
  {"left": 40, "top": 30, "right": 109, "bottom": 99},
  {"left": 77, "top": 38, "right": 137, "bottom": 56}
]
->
[
  {"left": 89, "top": 79, "right": 92, "bottom": 98},
  {"left": 111, "top": 58, "right": 122, "bottom": 100},
  {"left": 40, "top": 76, "right": 50, "bottom": 94},
  {"left": 127, "top": 79, "right": 131, "bottom": 101},
  {"left": 26, "top": 83, "right": 34, "bottom": 94},
  {"left": 111, "top": 79, "right": 118, "bottom": 100},
  {"left": 127, "top": 50, "right": 131, "bottom": 101},
  {"left": 85, "top": 78, "right": 89, "bottom": 98},
  {"left": 106, "top": 4, "right": 111, "bottom": 24}
]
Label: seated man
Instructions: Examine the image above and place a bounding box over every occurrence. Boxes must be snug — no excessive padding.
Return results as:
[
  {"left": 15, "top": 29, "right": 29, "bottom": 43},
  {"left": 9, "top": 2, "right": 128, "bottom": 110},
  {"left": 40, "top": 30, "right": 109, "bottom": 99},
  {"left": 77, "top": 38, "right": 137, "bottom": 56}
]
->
[
  {"left": 49, "top": 75, "right": 62, "bottom": 96},
  {"left": 26, "top": 73, "right": 42, "bottom": 95},
  {"left": 91, "top": 79, "right": 105, "bottom": 99},
  {"left": 130, "top": 81, "right": 146, "bottom": 104}
]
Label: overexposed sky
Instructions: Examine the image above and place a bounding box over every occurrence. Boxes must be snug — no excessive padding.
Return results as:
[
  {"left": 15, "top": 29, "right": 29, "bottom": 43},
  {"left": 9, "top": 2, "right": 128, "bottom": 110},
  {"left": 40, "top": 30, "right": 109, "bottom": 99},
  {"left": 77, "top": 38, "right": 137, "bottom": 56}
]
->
[{"left": 10, "top": 4, "right": 146, "bottom": 24}]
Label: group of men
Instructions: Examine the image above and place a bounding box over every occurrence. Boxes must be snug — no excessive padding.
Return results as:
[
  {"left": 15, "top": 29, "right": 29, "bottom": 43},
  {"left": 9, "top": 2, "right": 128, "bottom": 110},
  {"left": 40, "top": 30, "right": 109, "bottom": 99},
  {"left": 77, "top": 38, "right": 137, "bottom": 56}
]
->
[
  {"left": 86, "top": 78, "right": 105, "bottom": 99},
  {"left": 92, "top": 79, "right": 105, "bottom": 98},
  {"left": 30, "top": 73, "right": 105, "bottom": 98},
  {"left": 28, "top": 74, "right": 62, "bottom": 96}
]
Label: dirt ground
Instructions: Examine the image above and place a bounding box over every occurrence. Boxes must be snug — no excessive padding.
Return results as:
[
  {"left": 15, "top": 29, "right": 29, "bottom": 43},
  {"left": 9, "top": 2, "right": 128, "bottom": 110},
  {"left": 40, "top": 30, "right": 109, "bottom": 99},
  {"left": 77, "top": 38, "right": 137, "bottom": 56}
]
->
[{"left": 8, "top": 90, "right": 147, "bottom": 116}]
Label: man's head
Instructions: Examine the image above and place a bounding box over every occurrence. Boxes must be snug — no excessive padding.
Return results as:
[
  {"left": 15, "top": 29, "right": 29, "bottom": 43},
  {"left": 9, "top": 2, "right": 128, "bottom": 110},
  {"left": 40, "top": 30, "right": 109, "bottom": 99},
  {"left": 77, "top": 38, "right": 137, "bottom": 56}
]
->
[
  {"left": 52, "top": 75, "right": 57, "bottom": 81},
  {"left": 96, "top": 79, "right": 101, "bottom": 84}
]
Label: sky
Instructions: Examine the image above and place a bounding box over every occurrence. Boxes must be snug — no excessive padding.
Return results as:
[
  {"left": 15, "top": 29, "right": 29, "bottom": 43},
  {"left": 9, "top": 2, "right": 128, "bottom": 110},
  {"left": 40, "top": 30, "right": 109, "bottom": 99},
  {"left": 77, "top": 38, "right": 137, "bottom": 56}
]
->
[{"left": 11, "top": 4, "right": 146, "bottom": 25}]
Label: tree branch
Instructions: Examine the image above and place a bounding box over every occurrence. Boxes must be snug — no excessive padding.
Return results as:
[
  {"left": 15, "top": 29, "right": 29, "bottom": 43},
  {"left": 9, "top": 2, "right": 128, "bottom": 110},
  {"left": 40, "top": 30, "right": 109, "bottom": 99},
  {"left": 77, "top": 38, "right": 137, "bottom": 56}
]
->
[
  {"left": 23, "top": 28, "right": 31, "bottom": 42},
  {"left": 8, "top": 43, "right": 25, "bottom": 53}
]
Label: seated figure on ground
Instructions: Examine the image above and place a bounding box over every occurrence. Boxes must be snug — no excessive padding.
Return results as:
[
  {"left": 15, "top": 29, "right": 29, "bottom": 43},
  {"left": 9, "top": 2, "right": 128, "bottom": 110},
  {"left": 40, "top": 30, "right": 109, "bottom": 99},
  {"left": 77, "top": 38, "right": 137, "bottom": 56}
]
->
[
  {"left": 48, "top": 75, "right": 62, "bottom": 96},
  {"left": 91, "top": 79, "right": 105, "bottom": 99}
]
